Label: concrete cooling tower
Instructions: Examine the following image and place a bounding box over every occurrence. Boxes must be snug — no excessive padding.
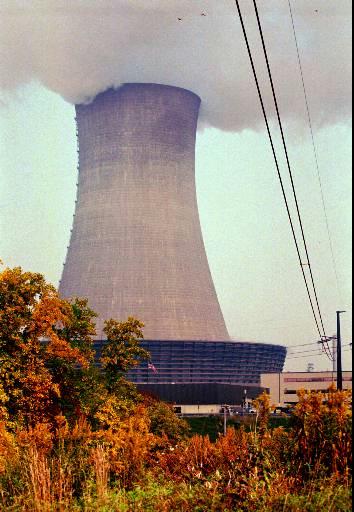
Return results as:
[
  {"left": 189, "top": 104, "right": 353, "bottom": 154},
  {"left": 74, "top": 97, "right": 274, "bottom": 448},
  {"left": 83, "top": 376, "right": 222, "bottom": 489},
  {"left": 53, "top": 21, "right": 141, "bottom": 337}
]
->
[
  {"left": 59, "top": 83, "right": 287, "bottom": 403},
  {"left": 59, "top": 83, "right": 229, "bottom": 341}
]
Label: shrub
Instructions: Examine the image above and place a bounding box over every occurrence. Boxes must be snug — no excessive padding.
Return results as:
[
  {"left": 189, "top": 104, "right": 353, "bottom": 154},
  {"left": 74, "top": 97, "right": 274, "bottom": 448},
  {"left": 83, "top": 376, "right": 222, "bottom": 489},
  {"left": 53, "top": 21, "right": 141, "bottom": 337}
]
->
[{"left": 289, "top": 388, "right": 352, "bottom": 481}]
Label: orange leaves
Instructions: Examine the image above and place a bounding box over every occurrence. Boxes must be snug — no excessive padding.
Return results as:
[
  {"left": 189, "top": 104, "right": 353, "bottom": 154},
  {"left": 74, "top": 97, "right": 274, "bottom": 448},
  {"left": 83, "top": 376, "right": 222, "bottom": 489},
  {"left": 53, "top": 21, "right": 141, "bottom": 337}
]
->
[
  {"left": 290, "top": 388, "right": 353, "bottom": 479},
  {"left": 158, "top": 434, "right": 213, "bottom": 483},
  {"left": 0, "top": 266, "right": 50, "bottom": 344},
  {"left": 0, "top": 381, "right": 9, "bottom": 423},
  {"left": 17, "top": 422, "right": 53, "bottom": 454},
  {"left": 1, "top": 264, "right": 98, "bottom": 425},
  {"left": 0, "top": 423, "right": 17, "bottom": 473},
  {"left": 44, "top": 334, "right": 89, "bottom": 368},
  {"left": 0, "top": 265, "right": 70, "bottom": 355},
  {"left": 252, "top": 391, "right": 273, "bottom": 436},
  {"left": 0, "top": 389, "right": 352, "bottom": 510},
  {"left": 93, "top": 405, "right": 155, "bottom": 483},
  {"left": 16, "top": 362, "right": 54, "bottom": 424},
  {"left": 29, "top": 290, "right": 70, "bottom": 338},
  {"left": 326, "top": 388, "right": 352, "bottom": 423}
]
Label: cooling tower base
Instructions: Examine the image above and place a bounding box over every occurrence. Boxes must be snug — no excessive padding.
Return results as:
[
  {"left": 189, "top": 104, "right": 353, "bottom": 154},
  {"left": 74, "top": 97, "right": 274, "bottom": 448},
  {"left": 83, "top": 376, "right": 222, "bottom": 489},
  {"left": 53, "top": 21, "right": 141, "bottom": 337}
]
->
[
  {"left": 93, "top": 338, "right": 286, "bottom": 405},
  {"left": 136, "top": 383, "right": 268, "bottom": 408}
]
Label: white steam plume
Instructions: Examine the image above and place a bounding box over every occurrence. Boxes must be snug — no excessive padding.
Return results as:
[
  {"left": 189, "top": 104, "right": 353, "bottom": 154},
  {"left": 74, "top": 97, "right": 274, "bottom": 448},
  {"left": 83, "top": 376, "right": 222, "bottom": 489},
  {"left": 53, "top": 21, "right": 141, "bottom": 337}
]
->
[{"left": 0, "top": 0, "right": 351, "bottom": 131}]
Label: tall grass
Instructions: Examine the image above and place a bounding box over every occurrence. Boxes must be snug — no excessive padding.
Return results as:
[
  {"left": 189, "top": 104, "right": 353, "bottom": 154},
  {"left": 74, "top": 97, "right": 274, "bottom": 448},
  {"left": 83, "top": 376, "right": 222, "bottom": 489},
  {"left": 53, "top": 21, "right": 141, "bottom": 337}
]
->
[
  {"left": 91, "top": 445, "right": 109, "bottom": 501},
  {"left": 0, "top": 389, "right": 351, "bottom": 511}
]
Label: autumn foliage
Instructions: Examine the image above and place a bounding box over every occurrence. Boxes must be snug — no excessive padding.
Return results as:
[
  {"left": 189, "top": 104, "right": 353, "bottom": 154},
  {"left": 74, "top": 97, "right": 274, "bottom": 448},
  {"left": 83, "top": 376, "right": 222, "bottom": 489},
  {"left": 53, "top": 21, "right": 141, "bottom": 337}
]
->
[
  {"left": 0, "top": 263, "right": 352, "bottom": 511},
  {"left": 0, "top": 265, "right": 96, "bottom": 424}
]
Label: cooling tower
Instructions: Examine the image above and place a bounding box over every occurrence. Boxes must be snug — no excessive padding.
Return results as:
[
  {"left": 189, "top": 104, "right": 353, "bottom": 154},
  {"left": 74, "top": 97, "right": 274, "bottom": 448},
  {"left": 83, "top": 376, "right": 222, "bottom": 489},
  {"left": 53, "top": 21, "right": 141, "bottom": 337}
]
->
[{"left": 59, "top": 83, "right": 230, "bottom": 341}]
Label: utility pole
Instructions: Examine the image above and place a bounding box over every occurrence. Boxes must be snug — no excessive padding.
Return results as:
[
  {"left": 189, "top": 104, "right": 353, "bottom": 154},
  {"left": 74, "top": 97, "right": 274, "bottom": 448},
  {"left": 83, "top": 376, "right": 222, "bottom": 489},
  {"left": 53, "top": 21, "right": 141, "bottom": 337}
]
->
[
  {"left": 336, "top": 311, "right": 346, "bottom": 391},
  {"left": 332, "top": 335, "right": 337, "bottom": 375},
  {"left": 243, "top": 389, "right": 248, "bottom": 411},
  {"left": 222, "top": 405, "right": 230, "bottom": 435}
]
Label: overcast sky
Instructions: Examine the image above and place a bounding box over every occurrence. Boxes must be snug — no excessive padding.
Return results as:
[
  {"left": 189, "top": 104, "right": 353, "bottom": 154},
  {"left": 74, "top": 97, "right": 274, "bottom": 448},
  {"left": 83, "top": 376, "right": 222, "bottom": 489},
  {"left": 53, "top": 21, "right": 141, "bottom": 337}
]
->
[{"left": 0, "top": 1, "right": 352, "bottom": 371}]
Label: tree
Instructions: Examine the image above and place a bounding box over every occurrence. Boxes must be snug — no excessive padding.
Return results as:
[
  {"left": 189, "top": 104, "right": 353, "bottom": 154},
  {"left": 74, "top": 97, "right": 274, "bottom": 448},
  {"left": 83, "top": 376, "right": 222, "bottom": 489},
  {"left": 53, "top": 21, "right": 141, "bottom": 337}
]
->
[
  {"left": 0, "top": 263, "right": 97, "bottom": 424},
  {"left": 50, "top": 297, "right": 100, "bottom": 419},
  {"left": 101, "top": 317, "right": 150, "bottom": 389},
  {"left": 143, "top": 395, "right": 190, "bottom": 443},
  {"left": 0, "top": 262, "right": 153, "bottom": 428}
]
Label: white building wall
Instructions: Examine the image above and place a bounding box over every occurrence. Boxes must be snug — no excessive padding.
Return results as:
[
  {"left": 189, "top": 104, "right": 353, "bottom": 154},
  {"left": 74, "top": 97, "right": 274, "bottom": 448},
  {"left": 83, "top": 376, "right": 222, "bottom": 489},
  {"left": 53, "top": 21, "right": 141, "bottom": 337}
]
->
[
  {"left": 176, "top": 404, "right": 221, "bottom": 415},
  {"left": 261, "top": 371, "right": 352, "bottom": 407}
]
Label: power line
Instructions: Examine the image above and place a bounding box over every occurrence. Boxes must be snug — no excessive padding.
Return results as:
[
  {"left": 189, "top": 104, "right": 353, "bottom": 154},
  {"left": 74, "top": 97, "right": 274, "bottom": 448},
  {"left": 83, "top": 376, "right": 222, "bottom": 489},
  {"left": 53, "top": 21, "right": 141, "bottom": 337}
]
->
[
  {"left": 288, "top": 346, "right": 325, "bottom": 356},
  {"left": 287, "top": 0, "right": 343, "bottom": 306},
  {"left": 286, "top": 343, "right": 352, "bottom": 359},
  {"left": 251, "top": 0, "right": 328, "bottom": 349},
  {"left": 338, "top": 343, "right": 352, "bottom": 349},
  {"left": 288, "top": 341, "right": 333, "bottom": 361},
  {"left": 287, "top": 350, "right": 352, "bottom": 361},
  {"left": 233, "top": 0, "right": 329, "bottom": 353},
  {"left": 287, "top": 340, "right": 328, "bottom": 349},
  {"left": 287, "top": 348, "right": 328, "bottom": 359},
  {"left": 233, "top": 0, "right": 322, "bottom": 341},
  {"left": 287, "top": 352, "right": 324, "bottom": 360}
]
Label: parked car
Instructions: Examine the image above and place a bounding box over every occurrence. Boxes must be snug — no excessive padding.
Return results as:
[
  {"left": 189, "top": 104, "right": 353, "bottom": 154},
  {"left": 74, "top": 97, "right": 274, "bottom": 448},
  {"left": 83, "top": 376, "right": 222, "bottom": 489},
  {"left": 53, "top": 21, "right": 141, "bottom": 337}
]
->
[{"left": 273, "top": 406, "right": 292, "bottom": 415}]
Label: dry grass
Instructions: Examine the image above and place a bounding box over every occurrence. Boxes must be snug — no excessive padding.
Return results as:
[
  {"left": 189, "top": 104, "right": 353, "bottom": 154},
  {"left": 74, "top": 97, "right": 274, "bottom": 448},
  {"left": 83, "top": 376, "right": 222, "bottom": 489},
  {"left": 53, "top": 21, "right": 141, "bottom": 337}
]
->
[
  {"left": 91, "top": 445, "right": 109, "bottom": 501},
  {"left": 0, "top": 389, "right": 351, "bottom": 511}
]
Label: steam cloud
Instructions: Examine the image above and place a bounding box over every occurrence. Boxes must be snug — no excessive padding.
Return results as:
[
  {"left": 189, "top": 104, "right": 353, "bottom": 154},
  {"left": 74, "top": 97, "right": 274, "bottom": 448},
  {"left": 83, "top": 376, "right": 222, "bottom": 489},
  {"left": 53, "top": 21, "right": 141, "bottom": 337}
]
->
[{"left": 0, "top": 0, "right": 351, "bottom": 131}]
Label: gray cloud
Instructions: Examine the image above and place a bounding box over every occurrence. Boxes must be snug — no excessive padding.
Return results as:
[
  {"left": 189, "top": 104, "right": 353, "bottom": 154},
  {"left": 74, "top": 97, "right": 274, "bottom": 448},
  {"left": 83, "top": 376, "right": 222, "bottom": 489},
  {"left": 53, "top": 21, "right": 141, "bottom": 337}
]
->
[{"left": 0, "top": 0, "right": 351, "bottom": 131}]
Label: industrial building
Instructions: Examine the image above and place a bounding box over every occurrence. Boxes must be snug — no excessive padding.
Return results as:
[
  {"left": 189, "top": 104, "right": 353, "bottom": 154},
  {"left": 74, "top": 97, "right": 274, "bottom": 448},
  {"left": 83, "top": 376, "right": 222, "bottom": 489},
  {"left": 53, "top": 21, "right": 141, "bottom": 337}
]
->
[
  {"left": 261, "top": 371, "right": 352, "bottom": 408},
  {"left": 60, "top": 83, "right": 286, "bottom": 404}
]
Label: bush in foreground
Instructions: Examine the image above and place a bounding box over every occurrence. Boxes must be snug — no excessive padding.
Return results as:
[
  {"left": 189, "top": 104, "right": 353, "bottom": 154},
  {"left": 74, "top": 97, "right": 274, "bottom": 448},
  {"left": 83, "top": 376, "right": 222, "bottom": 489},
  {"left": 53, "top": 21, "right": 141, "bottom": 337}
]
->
[
  {"left": 0, "top": 264, "right": 352, "bottom": 510},
  {"left": 0, "top": 386, "right": 351, "bottom": 511}
]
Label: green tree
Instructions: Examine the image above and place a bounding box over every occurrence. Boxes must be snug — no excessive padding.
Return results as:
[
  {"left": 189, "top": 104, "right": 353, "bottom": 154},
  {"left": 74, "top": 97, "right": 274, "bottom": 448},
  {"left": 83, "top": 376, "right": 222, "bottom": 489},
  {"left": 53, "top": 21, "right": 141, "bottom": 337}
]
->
[
  {"left": 101, "top": 317, "right": 150, "bottom": 389},
  {"left": 50, "top": 298, "right": 100, "bottom": 419},
  {"left": 145, "top": 396, "right": 190, "bottom": 442}
]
